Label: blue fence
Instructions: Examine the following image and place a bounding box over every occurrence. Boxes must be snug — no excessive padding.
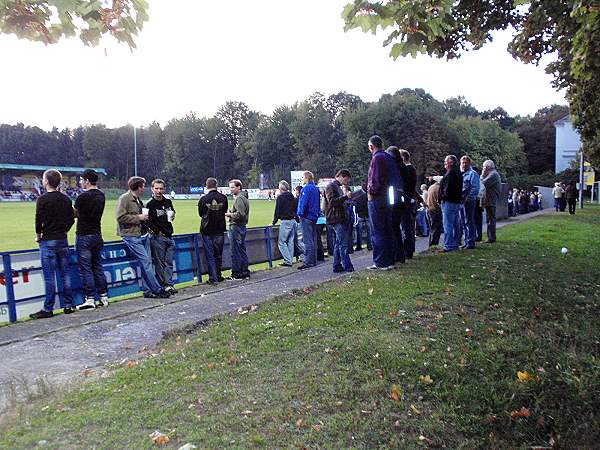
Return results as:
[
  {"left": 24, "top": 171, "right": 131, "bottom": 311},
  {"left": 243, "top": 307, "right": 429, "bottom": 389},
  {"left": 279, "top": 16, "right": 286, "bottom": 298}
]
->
[{"left": 0, "top": 226, "right": 282, "bottom": 323}]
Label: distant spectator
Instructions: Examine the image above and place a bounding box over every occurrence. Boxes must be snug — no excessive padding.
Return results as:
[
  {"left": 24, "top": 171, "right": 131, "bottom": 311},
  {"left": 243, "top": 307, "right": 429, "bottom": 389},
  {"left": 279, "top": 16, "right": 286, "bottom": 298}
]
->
[
  {"left": 296, "top": 171, "right": 321, "bottom": 269},
  {"left": 198, "top": 177, "right": 228, "bottom": 284},
  {"left": 440, "top": 155, "right": 462, "bottom": 252},
  {"left": 480, "top": 160, "right": 502, "bottom": 243},
  {"left": 565, "top": 180, "right": 578, "bottom": 215},
  {"left": 272, "top": 180, "right": 297, "bottom": 267},
  {"left": 324, "top": 170, "right": 354, "bottom": 273}
]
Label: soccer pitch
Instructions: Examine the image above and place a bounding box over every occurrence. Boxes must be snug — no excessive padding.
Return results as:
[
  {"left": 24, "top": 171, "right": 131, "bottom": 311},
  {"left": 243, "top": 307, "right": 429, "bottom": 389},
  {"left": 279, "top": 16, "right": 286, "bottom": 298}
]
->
[{"left": 0, "top": 199, "right": 277, "bottom": 252}]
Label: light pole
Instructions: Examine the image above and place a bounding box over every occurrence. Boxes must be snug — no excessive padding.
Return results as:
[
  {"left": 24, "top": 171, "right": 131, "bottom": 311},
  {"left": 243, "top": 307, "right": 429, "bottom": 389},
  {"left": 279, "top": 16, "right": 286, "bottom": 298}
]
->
[
  {"left": 134, "top": 125, "right": 138, "bottom": 177},
  {"left": 578, "top": 149, "right": 584, "bottom": 209}
]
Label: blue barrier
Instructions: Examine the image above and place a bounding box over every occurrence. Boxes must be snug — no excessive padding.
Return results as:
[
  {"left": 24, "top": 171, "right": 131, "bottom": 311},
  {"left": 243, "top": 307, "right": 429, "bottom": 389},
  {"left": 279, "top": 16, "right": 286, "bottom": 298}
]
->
[{"left": 0, "top": 226, "right": 283, "bottom": 323}]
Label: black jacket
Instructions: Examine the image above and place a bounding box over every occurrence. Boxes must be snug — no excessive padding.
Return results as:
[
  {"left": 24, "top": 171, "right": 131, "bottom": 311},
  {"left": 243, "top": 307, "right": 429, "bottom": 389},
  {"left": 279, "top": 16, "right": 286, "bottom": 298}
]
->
[
  {"left": 147, "top": 196, "right": 175, "bottom": 237},
  {"left": 353, "top": 188, "right": 368, "bottom": 218},
  {"left": 440, "top": 167, "right": 462, "bottom": 203},
  {"left": 272, "top": 191, "right": 296, "bottom": 224},
  {"left": 324, "top": 180, "right": 348, "bottom": 225},
  {"left": 35, "top": 191, "right": 74, "bottom": 241},
  {"left": 198, "top": 190, "right": 228, "bottom": 235}
]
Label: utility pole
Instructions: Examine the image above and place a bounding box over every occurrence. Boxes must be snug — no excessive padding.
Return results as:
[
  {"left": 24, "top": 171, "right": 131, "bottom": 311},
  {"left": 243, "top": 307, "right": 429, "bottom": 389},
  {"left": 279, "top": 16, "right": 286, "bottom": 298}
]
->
[
  {"left": 134, "top": 126, "right": 138, "bottom": 177},
  {"left": 578, "top": 150, "right": 584, "bottom": 209}
]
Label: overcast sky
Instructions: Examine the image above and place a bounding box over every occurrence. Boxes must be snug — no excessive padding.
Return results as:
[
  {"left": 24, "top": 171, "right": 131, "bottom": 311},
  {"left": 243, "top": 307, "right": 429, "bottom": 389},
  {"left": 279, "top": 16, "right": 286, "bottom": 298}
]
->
[{"left": 0, "top": 0, "right": 567, "bottom": 131}]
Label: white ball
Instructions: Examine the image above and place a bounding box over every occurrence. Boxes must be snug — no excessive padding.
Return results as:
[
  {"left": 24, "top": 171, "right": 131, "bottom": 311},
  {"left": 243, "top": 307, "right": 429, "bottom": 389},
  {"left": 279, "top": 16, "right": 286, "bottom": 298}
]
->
[{"left": 561, "top": 247, "right": 568, "bottom": 254}]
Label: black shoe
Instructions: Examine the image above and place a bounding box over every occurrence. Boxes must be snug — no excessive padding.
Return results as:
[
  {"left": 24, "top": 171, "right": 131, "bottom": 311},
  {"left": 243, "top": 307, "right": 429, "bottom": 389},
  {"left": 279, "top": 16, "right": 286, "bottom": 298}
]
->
[
  {"left": 144, "top": 292, "right": 158, "bottom": 298},
  {"left": 156, "top": 289, "right": 171, "bottom": 298},
  {"left": 206, "top": 279, "right": 218, "bottom": 285},
  {"left": 297, "top": 264, "right": 312, "bottom": 270},
  {"left": 30, "top": 309, "right": 53, "bottom": 319},
  {"left": 63, "top": 307, "right": 76, "bottom": 314},
  {"left": 166, "top": 286, "right": 178, "bottom": 294},
  {"left": 333, "top": 267, "right": 344, "bottom": 273},
  {"left": 217, "top": 276, "right": 225, "bottom": 282},
  {"left": 229, "top": 275, "right": 245, "bottom": 281}
]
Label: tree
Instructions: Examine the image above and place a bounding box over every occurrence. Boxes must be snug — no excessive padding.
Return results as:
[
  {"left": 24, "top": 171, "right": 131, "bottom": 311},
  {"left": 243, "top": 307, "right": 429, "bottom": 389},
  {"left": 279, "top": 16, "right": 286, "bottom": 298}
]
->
[
  {"left": 342, "top": 1, "right": 600, "bottom": 165},
  {"left": 444, "top": 96, "right": 479, "bottom": 119},
  {"left": 0, "top": 0, "right": 148, "bottom": 48}
]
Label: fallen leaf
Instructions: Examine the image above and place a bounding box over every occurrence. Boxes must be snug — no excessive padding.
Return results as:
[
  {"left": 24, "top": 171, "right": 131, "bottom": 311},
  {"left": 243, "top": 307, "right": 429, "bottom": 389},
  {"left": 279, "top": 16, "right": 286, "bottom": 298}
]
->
[
  {"left": 82, "top": 368, "right": 92, "bottom": 377},
  {"left": 465, "top": 328, "right": 473, "bottom": 338},
  {"left": 311, "top": 424, "right": 322, "bottom": 431},
  {"left": 419, "top": 375, "right": 433, "bottom": 385},
  {"left": 367, "top": 303, "right": 374, "bottom": 310},
  {"left": 207, "top": 362, "right": 215, "bottom": 370},
  {"left": 176, "top": 336, "right": 182, "bottom": 346},
  {"left": 190, "top": 373, "right": 198, "bottom": 380},
  {"left": 390, "top": 384, "right": 402, "bottom": 402},
  {"left": 368, "top": 288, "right": 374, "bottom": 295},
  {"left": 410, "top": 404, "right": 421, "bottom": 415},
  {"left": 149, "top": 430, "right": 170, "bottom": 446},
  {"left": 442, "top": 273, "right": 448, "bottom": 280},
  {"left": 241, "top": 410, "right": 253, "bottom": 416},
  {"left": 415, "top": 300, "right": 424, "bottom": 307},
  {"left": 517, "top": 371, "right": 535, "bottom": 383},
  {"left": 296, "top": 418, "right": 304, "bottom": 427},
  {"left": 487, "top": 414, "right": 498, "bottom": 423},
  {"left": 127, "top": 360, "right": 139, "bottom": 369},
  {"left": 393, "top": 420, "right": 401, "bottom": 427},
  {"left": 510, "top": 407, "right": 531, "bottom": 420},
  {"left": 178, "top": 445, "right": 197, "bottom": 450}
]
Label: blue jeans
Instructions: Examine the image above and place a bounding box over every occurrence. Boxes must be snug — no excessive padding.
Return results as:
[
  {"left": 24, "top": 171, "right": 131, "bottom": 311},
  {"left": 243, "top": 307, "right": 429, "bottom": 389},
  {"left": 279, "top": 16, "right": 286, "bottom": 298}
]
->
[
  {"left": 331, "top": 222, "right": 354, "bottom": 272},
  {"left": 229, "top": 224, "right": 249, "bottom": 276},
  {"left": 76, "top": 234, "right": 107, "bottom": 298},
  {"left": 401, "top": 203, "right": 416, "bottom": 258},
  {"left": 462, "top": 199, "right": 477, "bottom": 249},
  {"left": 122, "top": 235, "right": 162, "bottom": 294},
  {"left": 201, "top": 233, "right": 224, "bottom": 282},
  {"left": 300, "top": 218, "right": 317, "bottom": 267},
  {"left": 391, "top": 206, "right": 405, "bottom": 263},
  {"left": 150, "top": 234, "right": 175, "bottom": 286},
  {"left": 368, "top": 199, "right": 394, "bottom": 268},
  {"left": 442, "top": 202, "right": 461, "bottom": 251},
  {"left": 416, "top": 206, "right": 429, "bottom": 236},
  {"left": 40, "top": 239, "right": 73, "bottom": 311},
  {"left": 355, "top": 217, "right": 372, "bottom": 250},
  {"left": 278, "top": 220, "right": 296, "bottom": 265}
]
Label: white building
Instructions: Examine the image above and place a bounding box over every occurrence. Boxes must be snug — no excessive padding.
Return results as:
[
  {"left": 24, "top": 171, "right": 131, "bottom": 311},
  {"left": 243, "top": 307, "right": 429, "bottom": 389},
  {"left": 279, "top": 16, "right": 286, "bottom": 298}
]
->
[{"left": 554, "top": 115, "right": 582, "bottom": 173}]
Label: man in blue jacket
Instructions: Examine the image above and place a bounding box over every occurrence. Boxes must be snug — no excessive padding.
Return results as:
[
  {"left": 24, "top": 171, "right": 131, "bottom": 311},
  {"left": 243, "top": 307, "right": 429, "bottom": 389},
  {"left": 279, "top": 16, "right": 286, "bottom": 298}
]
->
[
  {"left": 296, "top": 171, "right": 321, "bottom": 269},
  {"left": 460, "top": 156, "right": 481, "bottom": 249}
]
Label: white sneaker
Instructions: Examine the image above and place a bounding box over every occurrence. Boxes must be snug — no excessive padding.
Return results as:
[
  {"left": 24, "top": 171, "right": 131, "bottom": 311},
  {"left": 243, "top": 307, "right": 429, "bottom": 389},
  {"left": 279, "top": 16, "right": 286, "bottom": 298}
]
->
[
  {"left": 96, "top": 295, "right": 109, "bottom": 307},
  {"left": 77, "top": 297, "right": 96, "bottom": 311}
]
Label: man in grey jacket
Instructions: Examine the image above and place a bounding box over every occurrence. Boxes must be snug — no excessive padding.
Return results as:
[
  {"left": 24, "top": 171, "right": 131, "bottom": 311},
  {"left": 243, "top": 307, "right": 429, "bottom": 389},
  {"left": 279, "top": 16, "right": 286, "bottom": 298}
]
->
[
  {"left": 480, "top": 160, "right": 502, "bottom": 243},
  {"left": 225, "top": 179, "right": 250, "bottom": 280}
]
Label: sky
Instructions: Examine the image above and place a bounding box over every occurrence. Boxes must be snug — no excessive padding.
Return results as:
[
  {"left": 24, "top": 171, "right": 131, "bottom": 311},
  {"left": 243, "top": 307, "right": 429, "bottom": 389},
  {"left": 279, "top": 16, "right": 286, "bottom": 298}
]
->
[{"left": 0, "top": 0, "right": 567, "bottom": 131}]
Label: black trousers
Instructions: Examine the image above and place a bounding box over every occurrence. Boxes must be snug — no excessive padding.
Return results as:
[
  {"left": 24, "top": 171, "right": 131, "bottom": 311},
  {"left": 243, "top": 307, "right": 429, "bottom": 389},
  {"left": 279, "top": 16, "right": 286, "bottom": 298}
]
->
[{"left": 427, "top": 209, "right": 442, "bottom": 246}]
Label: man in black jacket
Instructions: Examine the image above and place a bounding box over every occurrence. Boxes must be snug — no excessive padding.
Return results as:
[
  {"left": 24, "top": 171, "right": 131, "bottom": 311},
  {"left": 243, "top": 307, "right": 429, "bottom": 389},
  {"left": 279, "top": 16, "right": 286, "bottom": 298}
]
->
[
  {"left": 440, "top": 155, "right": 463, "bottom": 252},
  {"left": 30, "top": 169, "right": 75, "bottom": 319},
  {"left": 147, "top": 179, "right": 178, "bottom": 294},
  {"left": 324, "top": 169, "right": 354, "bottom": 273},
  {"left": 198, "top": 178, "right": 228, "bottom": 284},
  {"left": 272, "top": 180, "right": 297, "bottom": 266}
]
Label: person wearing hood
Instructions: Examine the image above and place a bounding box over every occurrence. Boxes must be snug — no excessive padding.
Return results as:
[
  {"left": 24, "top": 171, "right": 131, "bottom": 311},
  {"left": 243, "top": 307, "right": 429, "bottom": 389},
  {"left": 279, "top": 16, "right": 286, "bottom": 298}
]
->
[{"left": 225, "top": 179, "right": 250, "bottom": 280}]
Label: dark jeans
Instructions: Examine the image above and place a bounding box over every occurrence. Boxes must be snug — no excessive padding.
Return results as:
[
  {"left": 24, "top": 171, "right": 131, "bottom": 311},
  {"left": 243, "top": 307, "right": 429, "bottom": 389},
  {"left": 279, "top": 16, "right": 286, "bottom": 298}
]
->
[
  {"left": 400, "top": 203, "right": 416, "bottom": 258},
  {"left": 150, "top": 234, "right": 175, "bottom": 287},
  {"left": 331, "top": 222, "right": 354, "bottom": 272},
  {"left": 485, "top": 205, "right": 497, "bottom": 242},
  {"left": 391, "top": 205, "right": 405, "bottom": 263},
  {"left": 316, "top": 223, "right": 326, "bottom": 261},
  {"left": 300, "top": 218, "right": 317, "bottom": 267},
  {"left": 40, "top": 239, "right": 73, "bottom": 311},
  {"left": 462, "top": 199, "right": 477, "bottom": 248},
  {"left": 368, "top": 199, "right": 394, "bottom": 268},
  {"left": 355, "top": 217, "right": 372, "bottom": 250},
  {"left": 201, "top": 233, "right": 224, "bottom": 281},
  {"left": 326, "top": 224, "right": 335, "bottom": 257},
  {"left": 475, "top": 205, "right": 483, "bottom": 241},
  {"left": 76, "top": 234, "right": 107, "bottom": 298},
  {"left": 428, "top": 209, "right": 442, "bottom": 246},
  {"left": 229, "top": 224, "right": 249, "bottom": 276},
  {"left": 568, "top": 198, "right": 576, "bottom": 214},
  {"left": 122, "top": 235, "right": 162, "bottom": 294},
  {"left": 346, "top": 220, "right": 354, "bottom": 254}
]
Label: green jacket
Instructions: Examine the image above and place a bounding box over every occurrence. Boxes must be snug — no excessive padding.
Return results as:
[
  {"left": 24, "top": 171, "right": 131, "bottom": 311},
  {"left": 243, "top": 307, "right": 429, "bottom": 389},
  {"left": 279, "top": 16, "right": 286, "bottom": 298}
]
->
[
  {"left": 228, "top": 190, "right": 249, "bottom": 226},
  {"left": 116, "top": 191, "right": 145, "bottom": 237}
]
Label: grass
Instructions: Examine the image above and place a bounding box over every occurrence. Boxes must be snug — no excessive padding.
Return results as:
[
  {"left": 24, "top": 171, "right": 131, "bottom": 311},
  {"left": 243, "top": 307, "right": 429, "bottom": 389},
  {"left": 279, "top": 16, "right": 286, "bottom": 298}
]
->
[
  {"left": 0, "top": 199, "right": 277, "bottom": 252},
  {"left": 1, "top": 207, "right": 599, "bottom": 448}
]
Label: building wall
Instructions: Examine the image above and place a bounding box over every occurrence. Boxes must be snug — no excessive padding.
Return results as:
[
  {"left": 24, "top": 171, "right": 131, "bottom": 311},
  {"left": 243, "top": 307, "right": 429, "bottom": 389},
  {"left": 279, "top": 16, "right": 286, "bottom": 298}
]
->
[{"left": 555, "top": 119, "right": 581, "bottom": 173}]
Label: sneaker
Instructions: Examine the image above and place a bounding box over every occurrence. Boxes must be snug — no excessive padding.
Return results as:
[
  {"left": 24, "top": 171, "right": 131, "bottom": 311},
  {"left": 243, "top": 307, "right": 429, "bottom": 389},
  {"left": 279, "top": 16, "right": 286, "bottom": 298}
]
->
[
  {"left": 96, "top": 294, "right": 109, "bottom": 307},
  {"left": 229, "top": 275, "right": 245, "bottom": 281},
  {"left": 279, "top": 262, "right": 293, "bottom": 267},
  {"left": 29, "top": 309, "right": 53, "bottom": 320},
  {"left": 297, "top": 264, "right": 312, "bottom": 270},
  {"left": 206, "top": 279, "right": 218, "bottom": 285},
  {"left": 144, "top": 292, "right": 158, "bottom": 298},
  {"left": 166, "top": 286, "right": 178, "bottom": 294},
  {"left": 63, "top": 307, "right": 76, "bottom": 314},
  {"left": 156, "top": 289, "right": 171, "bottom": 298},
  {"left": 77, "top": 297, "right": 96, "bottom": 311},
  {"left": 367, "top": 264, "right": 392, "bottom": 271}
]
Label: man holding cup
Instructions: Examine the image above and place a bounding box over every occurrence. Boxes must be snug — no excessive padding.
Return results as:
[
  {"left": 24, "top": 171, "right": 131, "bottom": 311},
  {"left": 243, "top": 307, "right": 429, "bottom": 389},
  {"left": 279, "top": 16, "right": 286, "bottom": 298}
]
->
[
  {"left": 116, "top": 176, "right": 170, "bottom": 298},
  {"left": 146, "top": 178, "right": 178, "bottom": 295}
]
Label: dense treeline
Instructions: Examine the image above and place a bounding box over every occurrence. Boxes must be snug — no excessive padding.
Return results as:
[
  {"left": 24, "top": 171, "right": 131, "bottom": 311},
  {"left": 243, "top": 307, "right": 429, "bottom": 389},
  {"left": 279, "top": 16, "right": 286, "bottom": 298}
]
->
[{"left": 0, "top": 89, "right": 568, "bottom": 187}]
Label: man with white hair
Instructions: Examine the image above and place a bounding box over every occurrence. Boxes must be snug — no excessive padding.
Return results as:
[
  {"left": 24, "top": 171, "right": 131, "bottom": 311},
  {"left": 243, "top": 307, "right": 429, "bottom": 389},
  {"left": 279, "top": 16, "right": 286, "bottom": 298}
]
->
[{"left": 480, "top": 160, "right": 502, "bottom": 243}]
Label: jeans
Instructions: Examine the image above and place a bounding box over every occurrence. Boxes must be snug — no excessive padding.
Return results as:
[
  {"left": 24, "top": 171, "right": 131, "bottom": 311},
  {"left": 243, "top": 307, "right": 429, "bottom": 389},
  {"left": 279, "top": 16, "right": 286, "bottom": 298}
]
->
[
  {"left": 150, "top": 234, "right": 175, "bottom": 286},
  {"left": 316, "top": 223, "right": 326, "bottom": 261},
  {"left": 278, "top": 220, "right": 296, "bottom": 265},
  {"left": 40, "top": 239, "right": 73, "bottom": 311},
  {"left": 201, "top": 233, "right": 224, "bottom": 281},
  {"left": 462, "top": 199, "right": 477, "bottom": 249},
  {"left": 368, "top": 199, "right": 394, "bottom": 268},
  {"left": 331, "top": 222, "right": 354, "bottom": 272},
  {"left": 293, "top": 222, "right": 305, "bottom": 261},
  {"left": 416, "top": 207, "right": 429, "bottom": 236},
  {"left": 391, "top": 205, "right": 405, "bottom": 263},
  {"left": 300, "top": 218, "right": 317, "bottom": 267},
  {"left": 428, "top": 209, "right": 442, "bottom": 246},
  {"left": 401, "top": 203, "right": 416, "bottom": 258},
  {"left": 485, "top": 205, "right": 497, "bottom": 242},
  {"left": 229, "top": 224, "right": 249, "bottom": 276},
  {"left": 355, "top": 217, "right": 372, "bottom": 250},
  {"left": 76, "top": 234, "right": 107, "bottom": 298},
  {"left": 326, "top": 225, "right": 335, "bottom": 257},
  {"left": 442, "top": 202, "right": 461, "bottom": 251},
  {"left": 475, "top": 205, "right": 483, "bottom": 241},
  {"left": 122, "top": 235, "right": 162, "bottom": 294}
]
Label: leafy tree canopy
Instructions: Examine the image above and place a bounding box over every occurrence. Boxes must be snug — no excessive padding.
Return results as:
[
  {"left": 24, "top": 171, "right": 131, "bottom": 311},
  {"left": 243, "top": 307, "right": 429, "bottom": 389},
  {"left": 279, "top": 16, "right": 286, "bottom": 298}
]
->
[
  {"left": 0, "top": 0, "right": 148, "bottom": 48},
  {"left": 342, "top": 1, "right": 600, "bottom": 166}
]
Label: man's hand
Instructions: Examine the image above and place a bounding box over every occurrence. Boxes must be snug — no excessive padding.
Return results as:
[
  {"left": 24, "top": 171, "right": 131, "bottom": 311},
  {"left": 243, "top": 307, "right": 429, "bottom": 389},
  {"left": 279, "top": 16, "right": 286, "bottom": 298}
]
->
[
  {"left": 35, "top": 234, "right": 41, "bottom": 243},
  {"left": 225, "top": 212, "right": 232, "bottom": 218},
  {"left": 138, "top": 213, "right": 148, "bottom": 221}
]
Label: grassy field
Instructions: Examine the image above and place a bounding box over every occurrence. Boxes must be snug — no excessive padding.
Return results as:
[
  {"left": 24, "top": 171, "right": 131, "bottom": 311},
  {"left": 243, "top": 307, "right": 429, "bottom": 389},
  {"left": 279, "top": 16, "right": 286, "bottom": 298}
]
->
[
  {"left": 1, "top": 207, "right": 599, "bottom": 448},
  {"left": 0, "top": 199, "right": 277, "bottom": 252}
]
